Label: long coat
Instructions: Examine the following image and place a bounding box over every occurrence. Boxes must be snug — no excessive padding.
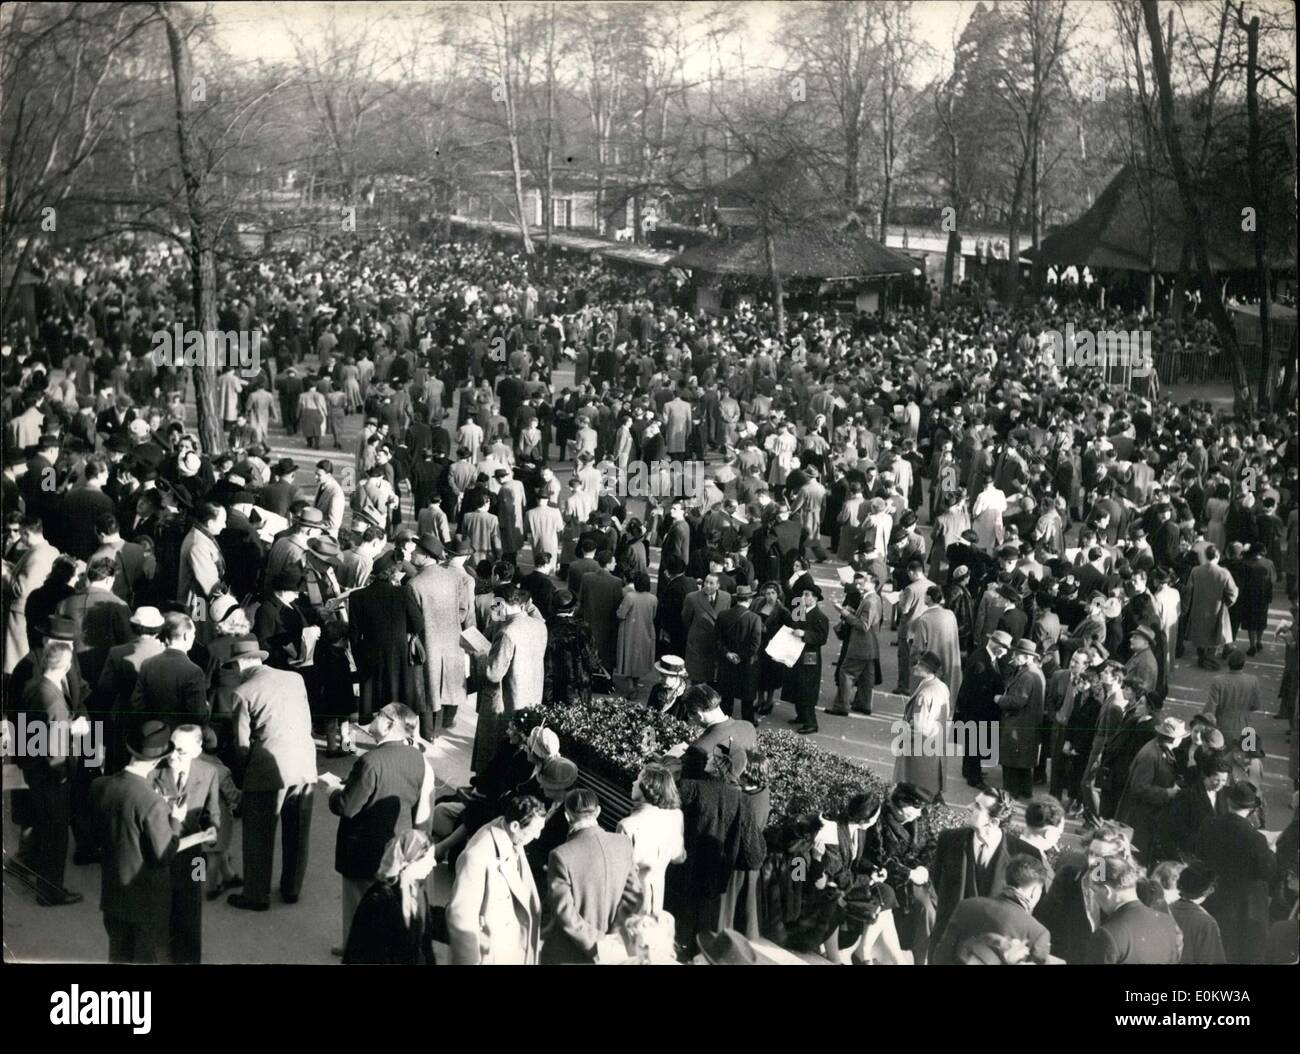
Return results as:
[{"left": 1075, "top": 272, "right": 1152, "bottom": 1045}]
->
[
  {"left": 446, "top": 818, "right": 541, "bottom": 965},
  {"left": 893, "top": 677, "right": 950, "bottom": 797},
  {"left": 404, "top": 563, "right": 474, "bottom": 714},
  {"left": 997, "top": 663, "right": 1045, "bottom": 770},
  {"left": 231, "top": 664, "right": 318, "bottom": 792},
  {"left": 713, "top": 605, "right": 765, "bottom": 701},
  {"left": 1192, "top": 813, "right": 1276, "bottom": 963},
  {"left": 909, "top": 605, "right": 963, "bottom": 702},
  {"left": 348, "top": 579, "right": 423, "bottom": 721},
  {"left": 1116, "top": 737, "right": 1179, "bottom": 860},
  {"left": 4, "top": 539, "right": 59, "bottom": 675},
  {"left": 473, "top": 611, "right": 547, "bottom": 773},
  {"left": 1185, "top": 561, "right": 1239, "bottom": 649},
  {"left": 682, "top": 588, "right": 732, "bottom": 684},
  {"left": 497, "top": 480, "right": 527, "bottom": 555},
  {"left": 777, "top": 603, "right": 829, "bottom": 706},
  {"left": 539, "top": 826, "right": 642, "bottom": 964},
  {"left": 955, "top": 644, "right": 1004, "bottom": 724}
]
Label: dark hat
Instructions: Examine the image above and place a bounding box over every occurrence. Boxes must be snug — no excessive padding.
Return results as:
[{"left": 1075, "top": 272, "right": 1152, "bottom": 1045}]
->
[
  {"left": 1227, "top": 782, "right": 1261, "bottom": 809},
  {"left": 309, "top": 536, "right": 341, "bottom": 559},
  {"left": 39, "top": 615, "right": 78, "bottom": 642},
  {"left": 696, "top": 929, "right": 776, "bottom": 966},
  {"left": 899, "top": 509, "right": 917, "bottom": 528},
  {"left": 1011, "top": 638, "right": 1039, "bottom": 657},
  {"left": 538, "top": 756, "right": 579, "bottom": 795},
  {"left": 416, "top": 533, "right": 444, "bottom": 559},
  {"left": 997, "top": 544, "right": 1020, "bottom": 560},
  {"left": 372, "top": 551, "right": 401, "bottom": 577},
  {"left": 273, "top": 457, "right": 298, "bottom": 476},
  {"left": 1176, "top": 862, "right": 1217, "bottom": 900},
  {"left": 1058, "top": 577, "right": 1079, "bottom": 597},
  {"left": 493, "top": 468, "right": 510, "bottom": 479},
  {"left": 105, "top": 434, "right": 132, "bottom": 454},
  {"left": 552, "top": 589, "right": 577, "bottom": 614},
  {"left": 225, "top": 638, "right": 269, "bottom": 662},
  {"left": 269, "top": 570, "right": 304, "bottom": 592},
  {"left": 997, "top": 583, "right": 1020, "bottom": 603},
  {"left": 448, "top": 536, "right": 472, "bottom": 556},
  {"left": 961, "top": 529, "right": 979, "bottom": 544},
  {"left": 793, "top": 574, "right": 822, "bottom": 600},
  {"left": 733, "top": 584, "right": 755, "bottom": 600},
  {"left": 915, "top": 650, "right": 944, "bottom": 675},
  {"left": 126, "top": 719, "right": 174, "bottom": 760}
]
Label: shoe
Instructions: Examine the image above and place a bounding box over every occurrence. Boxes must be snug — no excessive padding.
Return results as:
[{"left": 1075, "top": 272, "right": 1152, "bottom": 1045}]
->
[
  {"left": 853, "top": 709, "right": 873, "bottom": 716},
  {"left": 1246, "top": 646, "right": 1258, "bottom": 656},
  {"left": 38, "top": 889, "right": 83, "bottom": 907},
  {"left": 787, "top": 717, "right": 803, "bottom": 725},
  {"left": 282, "top": 892, "right": 300, "bottom": 904},
  {"left": 72, "top": 850, "right": 102, "bottom": 865},
  {"left": 796, "top": 724, "right": 819, "bottom": 735},
  {"left": 823, "top": 708, "right": 849, "bottom": 717},
  {"left": 227, "top": 893, "right": 269, "bottom": 912}
]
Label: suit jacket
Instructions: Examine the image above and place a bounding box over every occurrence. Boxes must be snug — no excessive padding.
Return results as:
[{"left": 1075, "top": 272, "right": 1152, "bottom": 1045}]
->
[
  {"left": 1085, "top": 899, "right": 1182, "bottom": 964},
  {"left": 231, "top": 664, "right": 317, "bottom": 791},
  {"left": 931, "top": 827, "right": 1016, "bottom": 947},
  {"left": 89, "top": 769, "right": 181, "bottom": 925},
  {"left": 930, "top": 889, "right": 1052, "bottom": 965},
  {"left": 153, "top": 755, "right": 222, "bottom": 841},
  {"left": 446, "top": 818, "right": 541, "bottom": 965},
  {"left": 132, "top": 646, "right": 210, "bottom": 728},
  {"left": 1170, "top": 898, "right": 1226, "bottom": 964},
  {"left": 540, "top": 826, "right": 642, "bottom": 964}
]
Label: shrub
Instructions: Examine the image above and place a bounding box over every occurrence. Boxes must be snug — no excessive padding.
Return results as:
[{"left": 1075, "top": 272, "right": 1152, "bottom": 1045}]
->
[{"left": 512, "top": 695, "right": 966, "bottom": 834}]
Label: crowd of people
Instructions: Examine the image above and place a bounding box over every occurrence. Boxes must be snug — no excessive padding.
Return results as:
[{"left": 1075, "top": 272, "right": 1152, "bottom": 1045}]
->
[{"left": 2, "top": 230, "right": 1297, "bottom": 966}]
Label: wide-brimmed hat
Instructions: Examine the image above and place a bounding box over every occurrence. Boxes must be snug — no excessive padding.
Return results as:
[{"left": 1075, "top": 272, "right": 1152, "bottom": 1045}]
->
[
  {"left": 273, "top": 457, "right": 298, "bottom": 476},
  {"left": 734, "top": 584, "right": 755, "bottom": 600},
  {"left": 127, "top": 719, "right": 175, "bottom": 760},
  {"left": 1012, "top": 638, "right": 1038, "bottom": 658},
  {"left": 1153, "top": 716, "right": 1188, "bottom": 742},
  {"left": 128, "top": 606, "right": 165, "bottom": 630},
  {"left": 1177, "top": 862, "right": 1217, "bottom": 900},
  {"left": 552, "top": 589, "right": 577, "bottom": 614},
  {"left": 987, "top": 630, "right": 1013, "bottom": 652},
  {"left": 655, "top": 655, "right": 686, "bottom": 677},
  {"left": 696, "top": 929, "right": 776, "bottom": 966},
  {"left": 310, "top": 536, "right": 341, "bottom": 559},
  {"left": 448, "top": 536, "right": 472, "bottom": 556},
  {"left": 793, "top": 574, "right": 822, "bottom": 600},
  {"left": 295, "top": 507, "right": 325, "bottom": 528},
  {"left": 1131, "top": 624, "right": 1157, "bottom": 644},
  {"left": 225, "top": 639, "right": 269, "bottom": 662},
  {"left": 538, "top": 756, "right": 579, "bottom": 795}
]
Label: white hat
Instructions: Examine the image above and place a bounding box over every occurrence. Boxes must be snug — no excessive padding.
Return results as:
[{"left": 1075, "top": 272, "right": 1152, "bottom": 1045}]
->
[{"left": 129, "top": 606, "right": 165, "bottom": 630}]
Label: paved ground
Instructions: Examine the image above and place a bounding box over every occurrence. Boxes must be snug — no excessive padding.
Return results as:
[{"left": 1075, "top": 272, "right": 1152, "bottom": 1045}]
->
[{"left": 3, "top": 363, "right": 1293, "bottom": 963}]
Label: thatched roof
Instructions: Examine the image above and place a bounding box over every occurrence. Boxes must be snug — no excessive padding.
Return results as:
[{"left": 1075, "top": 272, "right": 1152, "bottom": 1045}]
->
[
  {"left": 669, "top": 223, "right": 919, "bottom": 279},
  {"left": 1036, "top": 164, "right": 1291, "bottom": 273}
]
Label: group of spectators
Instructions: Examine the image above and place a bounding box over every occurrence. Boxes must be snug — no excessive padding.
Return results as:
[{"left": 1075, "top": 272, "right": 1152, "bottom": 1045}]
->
[{"left": 2, "top": 228, "right": 1296, "bottom": 966}]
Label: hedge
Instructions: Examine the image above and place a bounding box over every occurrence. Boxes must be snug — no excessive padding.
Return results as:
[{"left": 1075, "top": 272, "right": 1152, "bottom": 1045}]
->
[{"left": 511, "top": 695, "right": 967, "bottom": 835}]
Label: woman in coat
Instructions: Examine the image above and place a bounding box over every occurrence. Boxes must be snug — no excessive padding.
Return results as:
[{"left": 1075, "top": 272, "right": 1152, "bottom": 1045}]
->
[
  {"left": 343, "top": 829, "right": 438, "bottom": 965},
  {"left": 614, "top": 573, "right": 657, "bottom": 693},
  {"left": 1238, "top": 543, "right": 1276, "bottom": 654},
  {"left": 324, "top": 380, "right": 347, "bottom": 450},
  {"left": 616, "top": 763, "right": 686, "bottom": 914},
  {"left": 778, "top": 578, "right": 830, "bottom": 735},
  {"left": 893, "top": 650, "right": 950, "bottom": 799}
]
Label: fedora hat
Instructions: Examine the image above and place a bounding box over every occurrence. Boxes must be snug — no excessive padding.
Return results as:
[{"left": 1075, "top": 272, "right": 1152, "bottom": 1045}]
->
[
  {"left": 915, "top": 650, "right": 944, "bottom": 675},
  {"left": 273, "top": 457, "right": 298, "bottom": 476},
  {"left": 128, "top": 606, "right": 165, "bottom": 630},
  {"left": 696, "top": 929, "right": 776, "bottom": 966},
  {"left": 295, "top": 507, "right": 325, "bottom": 528},
  {"left": 39, "top": 615, "right": 78, "bottom": 642},
  {"left": 654, "top": 655, "right": 686, "bottom": 678},
  {"left": 448, "top": 536, "right": 472, "bottom": 556},
  {"left": 987, "top": 630, "right": 1013, "bottom": 651},
  {"left": 226, "top": 639, "right": 268, "bottom": 662},
  {"left": 416, "top": 532, "right": 444, "bottom": 559},
  {"left": 1131, "top": 624, "right": 1157, "bottom": 644},
  {"left": 310, "top": 536, "right": 341, "bottom": 559},
  {"left": 1153, "top": 716, "right": 1188, "bottom": 742},
  {"left": 733, "top": 584, "right": 755, "bottom": 600},
  {"left": 126, "top": 719, "right": 174, "bottom": 760},
  {"left": 552, "top": 589, "right": 577, "bottom": 614},
  {"left": 1011, "top": 638, "right": 1039, "bottom": 657},
  {"left": 538, "top": 756, "right": 579, "bottom": 796},
  {"left": 1227, "top": 781, "right": 1261, "bottom": 809}
]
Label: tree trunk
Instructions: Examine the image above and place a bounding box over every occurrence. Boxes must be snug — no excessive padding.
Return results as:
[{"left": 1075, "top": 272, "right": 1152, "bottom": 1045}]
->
[
  {"left": 1240, "top": 14, "right": 1273, "bottom": 406},
  {"left": 763, "top": 225, "right": 784, "bottom": 332},
  {"left": 160, "top": 3, "right": 222, "bottom": 455},
  {"left": 1142, "top": 0, "right": 1252, "bottom": 414},
  {"left": 943, "top": 229, "right": 960, "bottom": 298}
]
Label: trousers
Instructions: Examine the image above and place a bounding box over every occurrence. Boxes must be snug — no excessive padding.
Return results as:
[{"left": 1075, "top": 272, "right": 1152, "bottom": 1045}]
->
[
  {"left": 105, "top": 914, "right": 163, "bottom": 964},
  {"left": 169, "top": 849, "right": 204, "bottom": 963},
  {"left": 241, "top": 783, "right": 314, "bottom": 905}
]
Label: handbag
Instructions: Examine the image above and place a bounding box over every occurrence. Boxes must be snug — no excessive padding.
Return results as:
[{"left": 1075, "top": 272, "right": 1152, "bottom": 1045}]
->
[{"left": 408, "top": 634, "right": 426, "bottom": 667}]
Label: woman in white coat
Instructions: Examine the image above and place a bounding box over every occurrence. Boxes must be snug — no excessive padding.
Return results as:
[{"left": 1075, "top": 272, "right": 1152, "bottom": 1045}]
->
[
  {"left": 971, "top": 478, "right": 1007, "bottom": 552},
  {"left": 616, "top": 763, "right": 686, "bottom": 914}
]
